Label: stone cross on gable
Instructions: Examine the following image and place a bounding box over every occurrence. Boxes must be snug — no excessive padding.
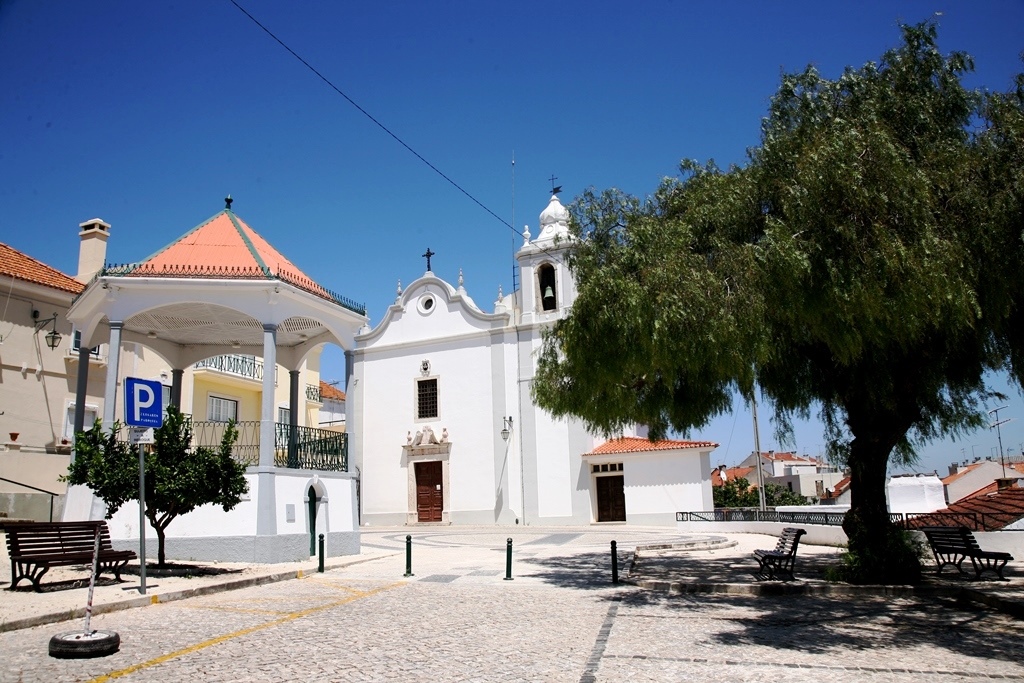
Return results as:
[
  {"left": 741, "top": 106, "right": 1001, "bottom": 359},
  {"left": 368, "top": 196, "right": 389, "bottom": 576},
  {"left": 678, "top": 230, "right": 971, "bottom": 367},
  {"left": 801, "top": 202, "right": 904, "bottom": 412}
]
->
[{"left": 422, "top": 248, "right": 435, "bottom": 272}]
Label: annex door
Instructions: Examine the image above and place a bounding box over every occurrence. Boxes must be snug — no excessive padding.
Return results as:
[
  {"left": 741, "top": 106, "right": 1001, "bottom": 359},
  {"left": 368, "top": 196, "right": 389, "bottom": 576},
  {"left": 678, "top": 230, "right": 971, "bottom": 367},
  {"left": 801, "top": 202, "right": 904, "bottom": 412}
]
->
[
  {"left": 415, "top": 461, "right": 443, "bottom": 522},
  {"left": 596, "top": 475, "right": 626, "bottom": 522}
]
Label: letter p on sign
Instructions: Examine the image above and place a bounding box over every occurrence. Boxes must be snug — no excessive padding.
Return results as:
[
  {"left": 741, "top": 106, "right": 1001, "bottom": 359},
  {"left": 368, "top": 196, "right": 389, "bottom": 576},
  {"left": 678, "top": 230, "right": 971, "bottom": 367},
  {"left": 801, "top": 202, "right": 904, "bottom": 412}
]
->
[{"left": 125, "top": 377, "right": 164, "bottom": 428}]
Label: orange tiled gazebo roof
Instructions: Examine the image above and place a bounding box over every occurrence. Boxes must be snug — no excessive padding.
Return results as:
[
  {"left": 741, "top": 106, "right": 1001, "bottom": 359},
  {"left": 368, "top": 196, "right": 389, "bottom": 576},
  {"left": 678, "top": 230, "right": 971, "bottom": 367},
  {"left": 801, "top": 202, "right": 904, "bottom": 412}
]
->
[{"left": 101, "top": 200, "right": 363, "bottom": 314}]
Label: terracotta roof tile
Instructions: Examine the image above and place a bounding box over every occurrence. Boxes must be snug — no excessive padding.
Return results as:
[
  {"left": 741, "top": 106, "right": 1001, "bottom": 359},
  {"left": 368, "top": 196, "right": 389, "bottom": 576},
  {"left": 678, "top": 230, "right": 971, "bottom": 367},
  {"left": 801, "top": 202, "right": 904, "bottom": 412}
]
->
[
  {"left": 908, "top": 485, "right": 1024, "bottom": 531},
  {"left": 319, "top": 380, "right": 346, "bottom": 402},
  {"left": 0, "top": 243, "right": 84, "bottom": 295},
  {"left": 712, "top": 466, "right": 754, "bottom": 487},
  {"left": 587, "top": 436, "right": 718, "bottom": 456}
]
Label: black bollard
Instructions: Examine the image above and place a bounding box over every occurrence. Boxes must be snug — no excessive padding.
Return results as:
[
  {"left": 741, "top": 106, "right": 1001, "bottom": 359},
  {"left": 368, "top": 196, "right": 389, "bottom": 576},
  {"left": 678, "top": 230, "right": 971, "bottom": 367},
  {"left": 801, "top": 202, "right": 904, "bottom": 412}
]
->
[
  {"left": 611, "top": 540, "right": 618, "bottom": 584},
  {"left": 404, "top": 534, "right": 414, "bottom": 577},
  {"left": 319, "top": 534, "right": 325, "bottom": 573},
  {"left": 504, "top": 538, "right": 514, "bottom": 580}
]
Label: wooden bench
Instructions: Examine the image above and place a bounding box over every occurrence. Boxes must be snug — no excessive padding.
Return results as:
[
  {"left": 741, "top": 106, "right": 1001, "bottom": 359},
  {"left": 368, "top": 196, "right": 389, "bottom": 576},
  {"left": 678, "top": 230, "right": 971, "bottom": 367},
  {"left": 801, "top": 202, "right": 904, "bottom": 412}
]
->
[
  {"left": 921, "top": 526, "right": 1014, "bottom": 580},
  {"left": 753, "top": 527, "right": 806, "bottom": 581},
  {"left": 5, "top": 521, "right": 137, "bottom": 592}
]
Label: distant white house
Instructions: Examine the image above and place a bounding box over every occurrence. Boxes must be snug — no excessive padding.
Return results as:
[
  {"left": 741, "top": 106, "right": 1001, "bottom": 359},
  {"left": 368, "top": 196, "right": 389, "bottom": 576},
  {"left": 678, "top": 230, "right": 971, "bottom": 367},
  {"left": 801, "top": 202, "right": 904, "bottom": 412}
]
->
[{"left": 738, "top": 450, "right": 847, "bottom": 499}]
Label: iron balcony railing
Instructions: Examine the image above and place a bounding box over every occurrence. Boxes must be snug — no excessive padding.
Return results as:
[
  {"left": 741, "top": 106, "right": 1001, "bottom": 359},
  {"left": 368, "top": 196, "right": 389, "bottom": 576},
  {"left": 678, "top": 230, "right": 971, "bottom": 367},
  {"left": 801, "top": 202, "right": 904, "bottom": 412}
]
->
[
  {"left": 188, "top": 420, "right": 347, "bottom": 472},
  {"left": 676, "top": 510, "right": 1013, "bottom": 531},
  {"left": 194, "top": 354, "right": 264, "bottom": 382},
  {"left": 306, "top": 384, "right": 321, "bottom": 402}
]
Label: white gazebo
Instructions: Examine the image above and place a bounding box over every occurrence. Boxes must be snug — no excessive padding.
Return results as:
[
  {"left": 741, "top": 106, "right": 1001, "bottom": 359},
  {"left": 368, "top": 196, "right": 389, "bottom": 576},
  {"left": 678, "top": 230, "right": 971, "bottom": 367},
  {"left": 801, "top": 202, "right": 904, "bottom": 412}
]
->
[{"left": 63, "top": 199, "right": 368, "bottom": 562}]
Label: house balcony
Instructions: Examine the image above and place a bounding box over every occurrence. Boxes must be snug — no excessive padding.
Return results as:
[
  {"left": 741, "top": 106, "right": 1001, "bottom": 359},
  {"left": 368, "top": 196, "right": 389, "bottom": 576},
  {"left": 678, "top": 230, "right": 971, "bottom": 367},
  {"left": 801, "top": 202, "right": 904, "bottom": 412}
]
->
[{"left": 194, "top": 354, "right": 271, "bottom": 385}]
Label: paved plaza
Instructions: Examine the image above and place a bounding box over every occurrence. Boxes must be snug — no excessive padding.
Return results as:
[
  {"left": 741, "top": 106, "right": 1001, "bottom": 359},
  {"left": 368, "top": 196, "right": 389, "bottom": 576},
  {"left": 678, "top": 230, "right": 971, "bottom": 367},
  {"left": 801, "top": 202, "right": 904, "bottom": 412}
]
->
[{"left": 2, "top": 527, "right": 1022, "bottom": 682}]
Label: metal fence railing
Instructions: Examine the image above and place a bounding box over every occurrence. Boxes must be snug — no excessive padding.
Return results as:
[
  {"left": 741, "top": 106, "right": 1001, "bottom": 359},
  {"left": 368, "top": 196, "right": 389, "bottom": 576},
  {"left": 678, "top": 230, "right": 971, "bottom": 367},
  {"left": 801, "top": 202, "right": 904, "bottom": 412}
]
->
[
  {"left": 274, "top": 423, "right": 347, "bottom": 472},
  {"left": 141, "top": 419, "right": 349, "bottom": 473},
  {"left": 676, "top": 510, "right": 1015, "bottom": 531}
]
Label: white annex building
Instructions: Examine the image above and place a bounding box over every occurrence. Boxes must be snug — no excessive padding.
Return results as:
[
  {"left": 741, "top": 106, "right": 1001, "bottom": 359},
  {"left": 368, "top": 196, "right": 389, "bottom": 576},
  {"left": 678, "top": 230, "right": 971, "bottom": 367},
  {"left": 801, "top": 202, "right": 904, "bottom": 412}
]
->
[{"left": 351, "top": 194, "right": 717, "bottom": 526}]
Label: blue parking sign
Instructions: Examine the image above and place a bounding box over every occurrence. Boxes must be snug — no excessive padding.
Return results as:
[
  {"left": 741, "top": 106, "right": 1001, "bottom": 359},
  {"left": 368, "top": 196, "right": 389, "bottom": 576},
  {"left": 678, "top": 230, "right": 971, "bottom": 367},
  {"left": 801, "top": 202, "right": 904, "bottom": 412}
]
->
[{"left": 125, "top": 377, "right": 163, "bottom": 428}]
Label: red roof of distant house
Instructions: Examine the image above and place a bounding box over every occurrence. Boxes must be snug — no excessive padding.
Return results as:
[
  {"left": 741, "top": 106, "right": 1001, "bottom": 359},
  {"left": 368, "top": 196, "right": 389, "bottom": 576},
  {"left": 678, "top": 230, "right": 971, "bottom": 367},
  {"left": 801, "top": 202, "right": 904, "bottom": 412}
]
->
[
  {"left": 824, "top": 476, "right": 851, "bottom": 499},
  {"left": 0, "top": 243, "right": 85, "bottom": 295},
  {"left": 759, "top": 451, "right": 818, "bottom": 464},
  {"left": 907, "top": 485, "right": 1024, "bottom": 531},
  {"left": 712, "top": 466, "right": 755, "bottom": 487},
  {"left": 104, "top": 209, "right": 361, "bottom": 311},
  {"left": 587, "top": 436, "right": 718, "bottom": 455},
  {"left": 319, "top": 380, "right": 346, "bottom": 402}
]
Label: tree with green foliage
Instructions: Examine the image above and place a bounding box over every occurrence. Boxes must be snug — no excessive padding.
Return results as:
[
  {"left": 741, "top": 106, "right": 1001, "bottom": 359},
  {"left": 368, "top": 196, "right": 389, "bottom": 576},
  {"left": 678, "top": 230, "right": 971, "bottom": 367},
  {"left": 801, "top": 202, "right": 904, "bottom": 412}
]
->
[
  {"left": 534, "top": 24, "right": 1023, "bottom": 584},
  {"left": 65, "top": 406, "right": 248, "bottom": 566},
  {"left": 713, "top": 477, "right": 808, "bottom": 508}
]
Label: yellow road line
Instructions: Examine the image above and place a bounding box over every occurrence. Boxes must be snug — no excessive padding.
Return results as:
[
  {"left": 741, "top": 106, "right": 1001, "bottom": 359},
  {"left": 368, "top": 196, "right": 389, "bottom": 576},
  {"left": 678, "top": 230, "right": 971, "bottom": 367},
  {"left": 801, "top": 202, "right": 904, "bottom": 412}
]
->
[{"left": 88, "top": 581, "right": 404, "bottom": 683}]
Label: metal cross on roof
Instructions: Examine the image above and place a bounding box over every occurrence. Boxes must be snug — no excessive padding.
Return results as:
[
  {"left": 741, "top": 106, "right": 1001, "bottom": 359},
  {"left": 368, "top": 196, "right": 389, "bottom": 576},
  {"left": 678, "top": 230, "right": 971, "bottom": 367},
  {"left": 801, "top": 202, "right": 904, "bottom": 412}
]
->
[
  {"left": 549, "top": 175, "right": 560, "bottom": 194},
  {"left": 422, "top": 247, "right": 435, "bottom": 272}
]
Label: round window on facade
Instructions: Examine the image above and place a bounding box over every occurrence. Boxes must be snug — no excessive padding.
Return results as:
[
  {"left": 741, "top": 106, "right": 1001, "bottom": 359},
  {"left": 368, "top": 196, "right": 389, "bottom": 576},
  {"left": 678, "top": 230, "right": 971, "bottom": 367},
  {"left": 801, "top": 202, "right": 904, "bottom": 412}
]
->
[{"left": 418, "top": 294, "right": 435, "bottom": 315}]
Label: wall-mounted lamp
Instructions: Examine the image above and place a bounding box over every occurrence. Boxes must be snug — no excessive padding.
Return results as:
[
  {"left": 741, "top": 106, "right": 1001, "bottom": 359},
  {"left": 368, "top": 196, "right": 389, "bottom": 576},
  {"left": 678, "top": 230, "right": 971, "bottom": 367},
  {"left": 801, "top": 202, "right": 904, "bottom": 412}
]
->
[
  {"left": 500, "top": 415, "right": 513, "bottom": 442},
  {"left": 33, "top": 311, "right": 63, "bottom": 350}
]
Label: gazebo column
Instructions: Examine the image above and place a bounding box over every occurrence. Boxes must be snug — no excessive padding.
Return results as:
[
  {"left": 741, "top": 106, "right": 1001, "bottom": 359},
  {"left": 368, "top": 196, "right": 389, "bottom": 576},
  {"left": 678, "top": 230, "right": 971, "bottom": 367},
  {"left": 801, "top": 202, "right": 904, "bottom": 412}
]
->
[
  {"left": 257, "top": 323, "right": 278, "bottom": 536},
  {"left": 170, "top": 368, "right": 184, "bottom": 409},
  {"left": 288, "top": 369, "right": 299, "bottom": 467},
  {"left": 101, "top": 321, "right": 123, "bottom": 431},
  {"left": 71, "top": 342, "right": 92, "bottom": 464}
]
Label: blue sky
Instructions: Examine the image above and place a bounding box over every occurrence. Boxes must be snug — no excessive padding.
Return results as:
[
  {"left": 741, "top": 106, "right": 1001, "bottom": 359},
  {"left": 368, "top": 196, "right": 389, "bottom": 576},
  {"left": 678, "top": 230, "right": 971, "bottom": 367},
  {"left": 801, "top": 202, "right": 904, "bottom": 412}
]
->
[{"left": 2, "top": 1, "right": 1022, "bottom": 476}]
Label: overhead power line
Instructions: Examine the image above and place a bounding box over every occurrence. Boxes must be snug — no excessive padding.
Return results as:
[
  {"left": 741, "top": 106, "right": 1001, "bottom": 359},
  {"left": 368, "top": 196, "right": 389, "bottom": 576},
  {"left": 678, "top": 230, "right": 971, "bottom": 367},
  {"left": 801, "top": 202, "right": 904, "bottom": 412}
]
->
[{"left": 228, "top": 0, "right": 518, "bottom": 234}]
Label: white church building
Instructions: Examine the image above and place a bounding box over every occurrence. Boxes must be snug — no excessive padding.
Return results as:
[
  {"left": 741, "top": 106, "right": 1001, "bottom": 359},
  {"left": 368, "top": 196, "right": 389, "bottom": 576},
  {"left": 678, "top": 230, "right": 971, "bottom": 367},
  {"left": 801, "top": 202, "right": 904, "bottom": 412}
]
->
[{"left": 350, "top": 194, "right": 717, "bottom": 527}]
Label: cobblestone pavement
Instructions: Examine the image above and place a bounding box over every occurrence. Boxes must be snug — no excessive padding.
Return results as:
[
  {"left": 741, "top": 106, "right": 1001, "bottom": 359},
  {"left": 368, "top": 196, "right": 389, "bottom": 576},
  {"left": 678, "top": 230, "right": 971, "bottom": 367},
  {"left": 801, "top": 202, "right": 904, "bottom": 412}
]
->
[{"left": 1, "top": 527, "right": 1022, "bottom": 682}]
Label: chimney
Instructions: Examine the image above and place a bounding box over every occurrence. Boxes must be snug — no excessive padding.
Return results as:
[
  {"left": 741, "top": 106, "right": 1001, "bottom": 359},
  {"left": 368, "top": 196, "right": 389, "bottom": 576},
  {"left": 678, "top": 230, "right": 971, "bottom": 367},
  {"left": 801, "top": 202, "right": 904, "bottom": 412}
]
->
[
  {"left": 76, "top": 218, "right": 110, "bottom": 283},
  {"left": 948, "top": 463, "right": 959, "bottom": 477},
  {"left": 996, "top": 478, "right": 1016, "bottom": 491}
]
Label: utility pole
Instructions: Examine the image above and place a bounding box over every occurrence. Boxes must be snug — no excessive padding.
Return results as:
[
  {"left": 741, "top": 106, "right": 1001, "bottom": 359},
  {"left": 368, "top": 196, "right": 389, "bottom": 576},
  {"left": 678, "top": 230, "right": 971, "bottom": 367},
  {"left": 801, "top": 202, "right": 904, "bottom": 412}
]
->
[{"left": 751, "top": 393, "right": 767, "bottom": 512}]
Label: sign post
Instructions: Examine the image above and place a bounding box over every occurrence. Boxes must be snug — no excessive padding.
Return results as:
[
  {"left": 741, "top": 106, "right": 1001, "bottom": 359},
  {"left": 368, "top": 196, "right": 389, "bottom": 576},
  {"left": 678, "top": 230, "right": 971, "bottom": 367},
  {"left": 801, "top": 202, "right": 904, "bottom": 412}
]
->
[{"left": 124, "top": 378, "right": 163, "bottom": 595}]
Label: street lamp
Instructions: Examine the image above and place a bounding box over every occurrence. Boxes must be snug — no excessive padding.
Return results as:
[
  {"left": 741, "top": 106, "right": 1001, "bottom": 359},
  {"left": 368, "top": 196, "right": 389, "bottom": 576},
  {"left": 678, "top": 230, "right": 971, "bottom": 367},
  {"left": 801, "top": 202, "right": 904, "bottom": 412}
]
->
[
  {"left": 500, "top": 416, "right": 513, "bottom": 442},
  {"left": 33, "top": 311, "right": 63, "bottom": 350}
]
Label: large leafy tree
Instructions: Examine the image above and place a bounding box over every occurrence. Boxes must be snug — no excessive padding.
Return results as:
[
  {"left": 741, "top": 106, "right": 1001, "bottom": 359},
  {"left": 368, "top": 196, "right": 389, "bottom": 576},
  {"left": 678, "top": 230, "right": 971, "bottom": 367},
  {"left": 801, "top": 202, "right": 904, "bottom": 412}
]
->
[
  {"left": 534, "top": 24, "right": 1023, "bottom": 584},
  {"left": 65, "top": 406, "right": 248, "bottom": 565}
]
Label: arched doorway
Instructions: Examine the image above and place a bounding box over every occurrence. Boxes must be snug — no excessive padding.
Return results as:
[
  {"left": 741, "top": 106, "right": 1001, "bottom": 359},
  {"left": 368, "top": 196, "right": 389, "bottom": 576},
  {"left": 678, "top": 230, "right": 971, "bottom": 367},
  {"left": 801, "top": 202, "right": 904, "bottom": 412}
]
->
[{"left": 307, "top": 485, "right": 318, "bottom": 556}]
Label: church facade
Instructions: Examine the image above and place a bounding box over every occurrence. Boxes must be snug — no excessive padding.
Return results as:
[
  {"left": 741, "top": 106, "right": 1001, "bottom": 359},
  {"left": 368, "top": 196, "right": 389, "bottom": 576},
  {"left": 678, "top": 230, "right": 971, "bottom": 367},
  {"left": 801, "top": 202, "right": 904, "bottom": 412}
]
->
[{"left": 350, "top": 195, "right": 716, "bottom": 527}]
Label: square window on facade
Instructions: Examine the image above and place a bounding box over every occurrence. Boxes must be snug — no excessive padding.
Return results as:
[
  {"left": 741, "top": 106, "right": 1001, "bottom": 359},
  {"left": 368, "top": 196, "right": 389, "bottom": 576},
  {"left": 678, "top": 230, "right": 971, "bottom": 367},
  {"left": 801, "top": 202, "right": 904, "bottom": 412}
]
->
[
  {"left": 208, "top": 396, "right": 238, "bottom": 422},
  {"left": 417, "top": 378, "right": 438, "bottom": 420},
  {"left": 278, "top": 407, "right": 291, "bottom": 424}
]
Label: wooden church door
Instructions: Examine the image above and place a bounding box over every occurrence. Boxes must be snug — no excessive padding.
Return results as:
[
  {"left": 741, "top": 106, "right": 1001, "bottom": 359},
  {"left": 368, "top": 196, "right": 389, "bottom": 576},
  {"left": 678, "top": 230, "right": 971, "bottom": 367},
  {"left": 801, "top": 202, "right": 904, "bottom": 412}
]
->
[
  {"left": 415, "top": 461, "right": 443, "bottom": 522},
  {"left": 596, "top": 475, "right": 626, "bottom": 522}
]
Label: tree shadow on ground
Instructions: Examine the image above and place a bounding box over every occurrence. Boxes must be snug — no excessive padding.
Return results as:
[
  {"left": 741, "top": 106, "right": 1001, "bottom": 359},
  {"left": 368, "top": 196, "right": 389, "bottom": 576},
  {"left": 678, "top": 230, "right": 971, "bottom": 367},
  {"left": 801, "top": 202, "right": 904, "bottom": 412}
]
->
[
  {"left": 4, "top": 575, "right": 123, "bottom": 593},
  {"left": 518, "top": 549, "right": 630, "bottom": 590},
  {"left": 618, "top": 589, "right": 1022, "bottom": 666},
  {"left": 121, "top": 563, "right": 243, "bottom": 578}
]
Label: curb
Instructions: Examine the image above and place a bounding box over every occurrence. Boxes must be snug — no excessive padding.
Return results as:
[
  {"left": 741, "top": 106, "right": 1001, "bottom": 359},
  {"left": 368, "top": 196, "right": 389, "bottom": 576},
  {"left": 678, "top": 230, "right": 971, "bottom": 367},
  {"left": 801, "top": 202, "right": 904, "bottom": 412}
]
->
[{"left": 0, "top": 552, "right": 399, "bottom": 633}]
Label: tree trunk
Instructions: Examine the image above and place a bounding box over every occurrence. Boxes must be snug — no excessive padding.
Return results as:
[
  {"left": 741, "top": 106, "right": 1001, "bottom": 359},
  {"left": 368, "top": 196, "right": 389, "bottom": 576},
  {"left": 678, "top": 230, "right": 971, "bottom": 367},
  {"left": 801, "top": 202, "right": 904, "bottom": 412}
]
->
[
  {"left": 155, "top": 524, "right": 167, "bottom": 567},
  {"left": 146, "top": 508, "right": 169, "bottom": 567},
  {"left": 841, "top": 405, "right": 922, "bottom": 584}
]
